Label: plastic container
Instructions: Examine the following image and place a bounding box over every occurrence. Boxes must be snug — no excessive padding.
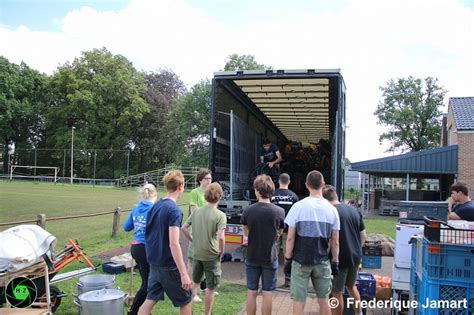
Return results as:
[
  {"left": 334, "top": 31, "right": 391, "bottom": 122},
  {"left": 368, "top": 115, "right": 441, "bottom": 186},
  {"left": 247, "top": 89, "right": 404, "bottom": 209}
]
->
[
  {"left": 362, "top": 241, "right": 382, "bottom": 256},
  {"left": 421, "top": 238, "right": 474, "bottom": 283},
  {"left": 102, "top": 262, "right": 125, "bottom": 274},
  {"left": 362, "top": 255, "right": 382, "bottom": 269},
  {"left": 355, "top": 272, "right": 377, "bottom": 297},
  {"left": 416, "top": 276, "right": 474, "bottom": 314},
  {"left": 424, "top": 217, "right": 474, "bottom": 245}
]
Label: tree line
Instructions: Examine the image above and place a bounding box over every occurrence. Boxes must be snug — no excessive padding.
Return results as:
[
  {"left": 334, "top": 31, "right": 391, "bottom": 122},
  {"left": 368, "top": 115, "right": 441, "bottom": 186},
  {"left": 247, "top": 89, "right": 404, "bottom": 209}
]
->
[{"left": 0, "top": 49, "right": 268, "bottom": 178}]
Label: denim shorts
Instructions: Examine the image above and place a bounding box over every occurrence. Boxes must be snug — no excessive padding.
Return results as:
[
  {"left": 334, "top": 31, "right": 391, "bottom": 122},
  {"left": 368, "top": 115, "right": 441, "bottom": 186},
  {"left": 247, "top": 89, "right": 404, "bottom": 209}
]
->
[
  {"left": 147, "top": 264, "right": 192, "bottom": 307},
  {"left": 245, "top": 260, "right": 278, "bottom": 291}
]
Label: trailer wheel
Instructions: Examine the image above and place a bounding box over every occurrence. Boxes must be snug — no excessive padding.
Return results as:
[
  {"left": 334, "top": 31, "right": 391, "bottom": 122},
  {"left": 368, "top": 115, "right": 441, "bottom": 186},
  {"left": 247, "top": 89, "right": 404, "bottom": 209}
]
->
[{"left": 35, "top": 285, "right": 62, "bottom": 313}]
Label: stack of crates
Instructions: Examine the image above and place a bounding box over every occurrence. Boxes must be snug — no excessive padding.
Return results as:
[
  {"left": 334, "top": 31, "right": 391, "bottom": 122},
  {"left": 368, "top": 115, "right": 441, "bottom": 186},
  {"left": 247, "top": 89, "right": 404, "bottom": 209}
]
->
[
  {"left": 410, "top": 217, "right": 474, "bottom": 314},
  {"left": 362, "top": 241, "right": 382, "bottom": 269}
]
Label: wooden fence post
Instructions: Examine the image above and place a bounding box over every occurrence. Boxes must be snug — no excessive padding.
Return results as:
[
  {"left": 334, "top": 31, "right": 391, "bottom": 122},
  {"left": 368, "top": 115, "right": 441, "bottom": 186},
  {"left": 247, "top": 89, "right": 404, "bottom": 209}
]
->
[
  {"left": 37, "top": 214, "right": 46, "bottom": 229},
  {"left": 112, "top": 207, "right": 121, "bottom": 238}
]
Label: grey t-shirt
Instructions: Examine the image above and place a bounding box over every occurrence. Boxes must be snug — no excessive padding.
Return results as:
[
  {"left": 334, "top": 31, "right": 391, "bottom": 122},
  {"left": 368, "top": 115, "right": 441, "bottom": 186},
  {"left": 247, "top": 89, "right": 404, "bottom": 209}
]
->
[{"left": 241, "top": 202, "right": 285, "bottom": 265}]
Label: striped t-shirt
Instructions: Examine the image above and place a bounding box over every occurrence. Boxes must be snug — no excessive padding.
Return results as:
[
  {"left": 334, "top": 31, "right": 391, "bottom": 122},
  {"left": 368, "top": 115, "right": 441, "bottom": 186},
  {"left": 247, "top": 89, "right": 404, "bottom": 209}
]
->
[{"left": 285, "top": 196, "right": 340, "bottom": 265}]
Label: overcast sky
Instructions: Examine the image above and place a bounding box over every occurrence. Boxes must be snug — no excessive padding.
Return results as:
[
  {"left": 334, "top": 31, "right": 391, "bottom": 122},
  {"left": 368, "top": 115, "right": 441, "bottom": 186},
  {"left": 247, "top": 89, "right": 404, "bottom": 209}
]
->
[{"left": 1, "top": 0, "right": 473, "bottom": 162}]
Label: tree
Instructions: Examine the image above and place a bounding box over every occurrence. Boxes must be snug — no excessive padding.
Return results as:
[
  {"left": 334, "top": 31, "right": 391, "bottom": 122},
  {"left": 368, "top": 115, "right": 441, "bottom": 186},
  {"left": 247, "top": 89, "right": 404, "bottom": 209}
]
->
[
  {"left": 0, "top": 57, "right": 48, "bottom": 172},
  {"left": 44, "top": 48, "right": 148, "bottom": 178},
  {"left": 133, "top": 69, "right": 186, "bottom": 172},
  {"left": 374, "top": 76, "right": 446, "bottom": 153},
  {"left": 161, "top": 80, "right": 212, "bottom": 167},
  {"left": 223, "top": 54, "right": 271, "bottom": 71}
]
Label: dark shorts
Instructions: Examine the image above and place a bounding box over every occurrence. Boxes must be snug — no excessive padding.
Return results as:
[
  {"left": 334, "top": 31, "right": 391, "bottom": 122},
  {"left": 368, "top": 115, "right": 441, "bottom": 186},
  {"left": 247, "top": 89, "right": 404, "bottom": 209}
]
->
[
  {"left": 245, "top": 260, "right": 278, "bottom": 291},
  {"left": 332, "top": 266, "right": 359, "bottom": 293},
  {"left": 147, "top": 265, "right": 192, "bottom": 307}
]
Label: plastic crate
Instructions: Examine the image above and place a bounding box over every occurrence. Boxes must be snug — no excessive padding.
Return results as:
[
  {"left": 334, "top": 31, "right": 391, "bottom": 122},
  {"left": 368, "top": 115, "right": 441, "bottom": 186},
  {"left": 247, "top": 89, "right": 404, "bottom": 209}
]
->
[
  {"left": 421, "top": 238, "right": 474, "bottom": 282},
  {"left": 362, "top": 255, "right": 382, "bottom": 269},
  {"left": 416, "top": 276, "right": 474, "bottom": 314},
  {"left": 362, "top": 241, "right": 382, "bottom": 256},
  {"left": 343, "top": 272, "right": 376, "bottom": 298},
  {"left": 424, "top": 216, "right": 474, "bottom": 245}
]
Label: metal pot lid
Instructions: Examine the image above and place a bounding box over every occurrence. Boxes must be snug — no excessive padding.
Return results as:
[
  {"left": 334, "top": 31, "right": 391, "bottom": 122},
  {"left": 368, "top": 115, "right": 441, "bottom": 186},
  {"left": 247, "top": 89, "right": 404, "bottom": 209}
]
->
[
  {"left": 78, "top": 274, "right": 114, "bottom": 286},
  {"left": 78, "top": 289, "right": 125, "bottom": 302}
]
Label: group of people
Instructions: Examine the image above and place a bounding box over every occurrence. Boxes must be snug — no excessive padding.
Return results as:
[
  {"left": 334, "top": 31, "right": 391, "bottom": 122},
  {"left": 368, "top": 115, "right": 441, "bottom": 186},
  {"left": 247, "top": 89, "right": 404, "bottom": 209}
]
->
[
  {"left": 242, "top": 171, "right": 366, "bottom": 315},
  {"left": 124, "top": 169, "right": 226, "bottom": 315},
  {"left": 123, "top": 167, "right": 368, "bottom": 315}
]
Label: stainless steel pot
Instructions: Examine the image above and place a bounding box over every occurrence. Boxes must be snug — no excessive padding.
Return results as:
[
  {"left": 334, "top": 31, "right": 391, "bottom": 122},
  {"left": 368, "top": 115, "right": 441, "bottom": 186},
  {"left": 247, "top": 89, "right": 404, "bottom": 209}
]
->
[
  {"left": 75, "top": 289, "right": 127, "bottom": 315},
  {"left": 77, "top": 274, "right": 115, "bottom": 296}
]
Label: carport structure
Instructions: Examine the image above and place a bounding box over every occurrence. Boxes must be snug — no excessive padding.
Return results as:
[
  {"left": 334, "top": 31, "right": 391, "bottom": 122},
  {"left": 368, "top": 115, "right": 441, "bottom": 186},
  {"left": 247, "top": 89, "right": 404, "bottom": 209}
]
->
[{"left": 351, "top": 145, "right": 458, "bottom": 206}]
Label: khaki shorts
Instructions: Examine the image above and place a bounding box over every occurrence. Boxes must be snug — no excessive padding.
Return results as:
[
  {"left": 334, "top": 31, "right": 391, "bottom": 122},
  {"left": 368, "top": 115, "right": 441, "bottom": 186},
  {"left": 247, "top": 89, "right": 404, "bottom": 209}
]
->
[
  {"left": 332, "top": 266, "right": 359, "bottom": 293},
  {"left": 291, "top": 260, "right": 332, "bottom": 302},
  {"left": 192, "top": 258, "right": 221, "bottom": 290}
]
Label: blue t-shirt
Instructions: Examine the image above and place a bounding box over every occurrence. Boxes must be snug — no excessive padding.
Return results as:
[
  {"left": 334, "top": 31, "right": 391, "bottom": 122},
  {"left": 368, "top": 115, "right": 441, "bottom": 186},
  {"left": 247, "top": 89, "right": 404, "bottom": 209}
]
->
[
  {"left": 145, "top": 198, "right": 183, "bottom": 267},
  {"left": 454, "top": 200, "right": 474, "bottom": 221}
]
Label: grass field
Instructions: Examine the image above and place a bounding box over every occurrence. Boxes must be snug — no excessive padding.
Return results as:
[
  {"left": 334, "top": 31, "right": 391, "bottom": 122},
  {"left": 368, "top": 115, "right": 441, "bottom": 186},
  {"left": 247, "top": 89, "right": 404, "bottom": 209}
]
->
[{"left": 0, "top": 180, "right": 397, "bottom": 314}]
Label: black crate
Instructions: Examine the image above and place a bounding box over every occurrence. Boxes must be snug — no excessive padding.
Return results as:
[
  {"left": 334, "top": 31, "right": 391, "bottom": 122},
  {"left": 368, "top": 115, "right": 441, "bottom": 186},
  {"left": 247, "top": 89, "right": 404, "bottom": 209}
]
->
[
  {"left": 423, "top": 216, "right": 474, "bottom": 245},
  {"left": 362, "top": 241, "right": 382, "bottom": 256}
]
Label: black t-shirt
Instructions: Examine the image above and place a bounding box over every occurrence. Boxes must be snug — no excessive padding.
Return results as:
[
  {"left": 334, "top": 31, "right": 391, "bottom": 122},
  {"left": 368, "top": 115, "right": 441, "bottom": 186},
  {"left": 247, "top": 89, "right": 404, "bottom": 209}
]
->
[
  {"left": 454, "top": 200, "right": 474, "bottom": 221},
  {"left": 271, "top": 188, "right": 299, "bottom": 232},
  {"left": 260, "top": 144, "right": 279, "bottom": 163},
  {"left": 334, "top": 203, "right": 366, "bottom": 268},
  {"left": 241, "top": 202, "right": 285, "bottom": 265}
]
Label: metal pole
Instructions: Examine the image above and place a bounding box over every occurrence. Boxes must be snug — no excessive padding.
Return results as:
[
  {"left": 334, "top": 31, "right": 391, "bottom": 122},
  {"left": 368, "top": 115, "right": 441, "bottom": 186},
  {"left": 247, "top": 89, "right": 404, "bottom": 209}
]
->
[
  {"left": 34, "top": 149, "right": 37, "bottom": 179},
  {"left": 63, "top": 149, "right": 66, "bottom": 179},
  {"left": 70, "top": 126, "right": 75, "bottom": 184},
  {"left": 230, "top": 110, "right": 234, "bottom": 201},
  {"left": 93, "top": 150, "right": 97, "bottom": 187},
  {"left": 126, "top": 150, "right": 130, "bottom": 178},
  {"left": 406, "top": 173, "right": 410, "bottom": 201}
]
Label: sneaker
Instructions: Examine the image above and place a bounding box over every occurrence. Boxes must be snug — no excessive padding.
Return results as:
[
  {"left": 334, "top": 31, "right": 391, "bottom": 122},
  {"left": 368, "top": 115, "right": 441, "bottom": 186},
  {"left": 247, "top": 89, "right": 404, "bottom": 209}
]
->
[{"left": 193, "top": 295, "right": 202, "bottom": 303}]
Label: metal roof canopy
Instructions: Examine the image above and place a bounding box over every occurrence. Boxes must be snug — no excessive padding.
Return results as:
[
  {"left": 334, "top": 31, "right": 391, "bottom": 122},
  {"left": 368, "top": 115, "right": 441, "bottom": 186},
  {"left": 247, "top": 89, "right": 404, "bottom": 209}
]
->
[
  {"left": 213, "top": 69, "right": 344, "bottom": 144},
  {"left": 351, "top": 145, "right": 458, "bottom": 178}
]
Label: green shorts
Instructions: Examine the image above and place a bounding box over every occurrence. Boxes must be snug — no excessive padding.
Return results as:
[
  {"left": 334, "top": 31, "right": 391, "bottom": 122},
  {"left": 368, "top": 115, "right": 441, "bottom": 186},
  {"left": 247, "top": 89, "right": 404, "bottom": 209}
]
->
[
  {"left": 291, "top": 260, "right": 332, "bottom": 302},
  {"left": 332, "top": 266, "right": 359, "bottom": 293},
  {"left": 277, "top": 232, "right": 287, "bottom": 257},
  {"left": 192, "top": 258, "right": 221, "bottom": 290}
]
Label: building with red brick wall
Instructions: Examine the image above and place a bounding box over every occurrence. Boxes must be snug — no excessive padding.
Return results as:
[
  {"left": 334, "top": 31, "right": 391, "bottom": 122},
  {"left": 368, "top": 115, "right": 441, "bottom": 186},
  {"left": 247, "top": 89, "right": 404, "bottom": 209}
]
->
[{"left": 442, "top": 97, "right": 474, "bottom": 196}]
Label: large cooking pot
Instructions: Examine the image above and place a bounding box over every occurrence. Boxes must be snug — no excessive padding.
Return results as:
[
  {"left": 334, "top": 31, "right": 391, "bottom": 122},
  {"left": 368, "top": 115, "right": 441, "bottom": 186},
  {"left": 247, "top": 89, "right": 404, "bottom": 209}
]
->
[
  {"left": 75, "top": 288, "right": 127, "bottom": 315},
  {"left": 77, "top": 274, "right": 115, "bottom": 296}
]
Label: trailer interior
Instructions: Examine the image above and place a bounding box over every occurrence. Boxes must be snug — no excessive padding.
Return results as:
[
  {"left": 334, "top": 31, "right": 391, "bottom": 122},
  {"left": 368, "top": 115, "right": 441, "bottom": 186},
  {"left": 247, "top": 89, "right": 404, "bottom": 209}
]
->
[{"left": 210, "top": 69, "right": 346, "bottom": 202}]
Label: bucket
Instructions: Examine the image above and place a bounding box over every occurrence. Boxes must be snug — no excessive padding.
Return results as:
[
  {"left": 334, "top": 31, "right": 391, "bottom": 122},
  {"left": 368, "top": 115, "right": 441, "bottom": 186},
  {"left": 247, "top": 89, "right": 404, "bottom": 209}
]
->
[
  {"left": 75, "top": 288, "right": 127, "bottom": 315},
  {"left": 77, "top": 274, "right": 115, "bottom": 296}
]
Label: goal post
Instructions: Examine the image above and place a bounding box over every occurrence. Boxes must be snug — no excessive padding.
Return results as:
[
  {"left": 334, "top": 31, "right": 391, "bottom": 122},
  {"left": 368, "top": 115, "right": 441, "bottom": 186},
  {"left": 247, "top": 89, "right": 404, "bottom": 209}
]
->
[{"left": 9, "top": 165, "right": 60, "bottom": 182}]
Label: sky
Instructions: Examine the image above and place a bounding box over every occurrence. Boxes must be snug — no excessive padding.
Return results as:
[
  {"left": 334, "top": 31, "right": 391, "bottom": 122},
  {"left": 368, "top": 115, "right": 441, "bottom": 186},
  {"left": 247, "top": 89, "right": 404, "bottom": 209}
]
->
[{"left": 1, "top": 0, "right": 473, "bottom": 163}]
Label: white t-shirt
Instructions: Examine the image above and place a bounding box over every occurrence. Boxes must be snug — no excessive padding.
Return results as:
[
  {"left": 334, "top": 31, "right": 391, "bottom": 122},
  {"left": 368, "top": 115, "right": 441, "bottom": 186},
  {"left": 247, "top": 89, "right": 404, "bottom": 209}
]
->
[{"left": 285, "top": 196, "right": 340, "bottom": 265}]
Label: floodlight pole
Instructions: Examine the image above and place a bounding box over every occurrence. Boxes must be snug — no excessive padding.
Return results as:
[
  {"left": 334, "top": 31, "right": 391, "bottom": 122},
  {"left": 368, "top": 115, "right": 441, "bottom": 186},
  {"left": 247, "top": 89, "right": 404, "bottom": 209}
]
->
[{"left": 70, "top": 126, "right": 75, "bottom": 184}]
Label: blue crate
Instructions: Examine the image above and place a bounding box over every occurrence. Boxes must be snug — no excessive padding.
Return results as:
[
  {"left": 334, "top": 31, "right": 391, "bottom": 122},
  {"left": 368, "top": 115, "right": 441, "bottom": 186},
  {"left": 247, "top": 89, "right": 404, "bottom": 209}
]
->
[
  {"left": 421, "top": 238, "right": 474, "bottom": 283},
  {"left": 362, "top": 255, "right": 382, "bottom": 269},
  {"left": 416, "top": 276, "right": 474, "bottom": 315},
  {"left": 343, "top": 272, "right": 376, "bottom": 298}
]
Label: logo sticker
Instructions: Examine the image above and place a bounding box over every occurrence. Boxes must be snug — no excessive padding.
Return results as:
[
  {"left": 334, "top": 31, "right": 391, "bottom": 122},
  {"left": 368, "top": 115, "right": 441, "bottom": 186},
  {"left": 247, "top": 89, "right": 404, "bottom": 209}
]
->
[{"left": 6, "top": 277, "right": 37, "bottom": 308}]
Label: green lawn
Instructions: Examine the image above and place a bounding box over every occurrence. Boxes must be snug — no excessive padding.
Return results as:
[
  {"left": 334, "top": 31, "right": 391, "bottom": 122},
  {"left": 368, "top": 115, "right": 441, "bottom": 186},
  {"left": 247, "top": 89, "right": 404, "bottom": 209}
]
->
[
  {"left": 364, "top": 216, "right": 398, "bottom": 239},
  {"left": 0, "top": 181, "right": 246, "bottom": 314}
]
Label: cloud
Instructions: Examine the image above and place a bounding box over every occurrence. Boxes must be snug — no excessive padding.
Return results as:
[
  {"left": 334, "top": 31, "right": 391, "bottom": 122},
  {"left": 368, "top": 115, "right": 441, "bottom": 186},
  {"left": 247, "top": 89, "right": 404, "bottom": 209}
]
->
[{"left": 1, "top": 0, "right": 473, "bottom": 162}]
